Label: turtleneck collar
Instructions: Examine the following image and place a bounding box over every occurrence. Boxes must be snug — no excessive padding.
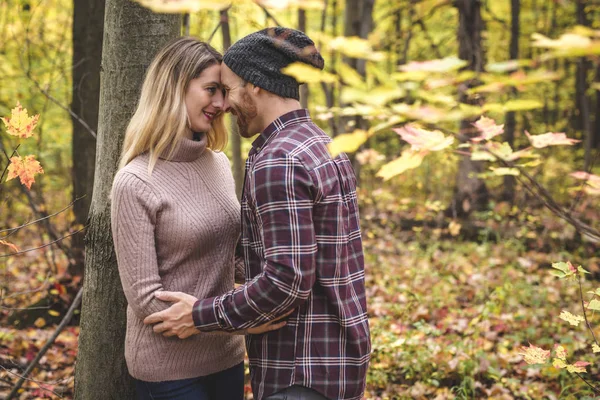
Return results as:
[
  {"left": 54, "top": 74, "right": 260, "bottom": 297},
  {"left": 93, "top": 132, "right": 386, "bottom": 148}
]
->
[{"left": 159, "top": 133, "right": 207, "bottom": 162}]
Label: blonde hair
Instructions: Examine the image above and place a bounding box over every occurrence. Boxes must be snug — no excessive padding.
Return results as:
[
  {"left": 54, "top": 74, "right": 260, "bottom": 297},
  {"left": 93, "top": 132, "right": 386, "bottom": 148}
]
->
[{"left": 119, "top": 37, "right": 227, "bottom": 173}]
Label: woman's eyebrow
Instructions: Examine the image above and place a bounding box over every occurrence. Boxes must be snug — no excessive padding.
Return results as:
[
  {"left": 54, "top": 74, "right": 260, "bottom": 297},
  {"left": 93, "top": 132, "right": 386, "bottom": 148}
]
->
[{"left": 204, "top": 81, "right": 220, "bottom": 86}]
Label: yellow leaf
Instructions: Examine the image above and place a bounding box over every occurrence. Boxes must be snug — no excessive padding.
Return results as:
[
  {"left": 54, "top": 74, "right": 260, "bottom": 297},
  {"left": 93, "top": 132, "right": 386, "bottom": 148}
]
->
[
  {"left": 532, "top": 32, "right": 592, "bottom": 49},
  {"left": 34, "top": 318, "right": 46, "bottom": 328},
  {"left": 554, "top": 345, "right": 568, "bottom": 360},
  {"left": 281, "top": 62, "right": 337, "bottom": 84},
  {"left": 518, "top": 344, "right": 550, "bottom": 365},
  {"left": 490, "top": 167, "right": 520, "bottom": 176},
  {"left": 448, "top": 221, "right": 461, "bottom": 236},
  {"left": 399, "top": 57, "right": 467, "bottom": 73},
  {"left": 376, "top": 151, "right": 424, "bottom": 181},
  {"left": 48, "top": 310, "right": 60, "bottom": 317},
  {"left": 1, "top": 101, "right": 40, "bottom": 138},
  {"left": 0, "top": 240, "right": 19, "bottom": 253},
  {"left": 566, "top": 361, "right": 590, "bottom": 374},
  {"left": 6, "top": 155, "right": 44, "bottom": 190},
  {"left": 327, "top": 130, "right": 369, "bottom": 158},
  {"left": 256, "top": 0, "right": 325, "bottom": 9},
  {"left": 338, "top": 63, "right": 366, "bottom": 89},
  {"left": 327, "top": 36, "right": 385, "bottom": 61},
  {"left": 592, "top": 344, "right": 600, "bottom": 353},
  {"left": 559, "top": 310, "right": 585, "bottom": 327},
  {"left": 133, "top": 0, "right": 231, "bottom": 13},
  {"left": 552, "top": 358, "right": 567, "bottom": 369}
]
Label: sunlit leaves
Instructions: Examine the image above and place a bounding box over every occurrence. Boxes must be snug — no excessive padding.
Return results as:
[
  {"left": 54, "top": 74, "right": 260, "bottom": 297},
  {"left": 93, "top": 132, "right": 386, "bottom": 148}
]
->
[
  {"left": 327, "top": 36, "right": 385, "bottom": 61},
  {"left": 255, "top": 0, "right": 325, "bottom": 9},
  {"left": 566, "top": 361, "right": 590, "bottom": 374},
  {"left": 399, "top": 57, "right": 467, "bottom": 73},
  {"left": 341, "top": 86, "right": 405, "bottom": 107},
  {"left": 592, "top": 344, "right": 600, "bottom": 353},
  {"left": 484, "top": 99, "right": 544, "bottom": 113},
  {"left": 485, "top": 59, "right": 532, "bottom": 73},
  {"left": 394, "top": 124, "right": 454, "bottom": 152},
  {"left": 525, "top": 130, "right": 580, "bottom": 149},
  {"left": 559, "top": 311, "right": 584, "bottom": 327},
  {"left": 6, "top": 155, "right": 44, "bottom": 189},
  {"left": 376, "top": 151, "right": 424, "bottom": 181},
  {"left": 587, "top": 299, "right": 600, "bottom": 312},
  {"left": 134, "top": 0, "right": 232, "bottom": 12},
  {"left": 489, "top": 167, "right": 519, "bottom": 176},
  {"left": 281, "top": 62, "right": 337, "bottom": 83},
  {"left": 328, "top": 130, "right": 369, "bottom": 158},
  {"left": 1, "top": 101, "right": 40, "bottom": 138},
  {"left": 532, "top": 30, "right": 600, "bottom": 59},
  {"left": 519, "top": 344, "right": 550, "bottom": 365}
]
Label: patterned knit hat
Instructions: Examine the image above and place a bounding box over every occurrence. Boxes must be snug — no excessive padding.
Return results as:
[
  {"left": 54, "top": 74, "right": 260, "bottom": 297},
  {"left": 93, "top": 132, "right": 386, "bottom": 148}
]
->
[{"left": 223, "top": 27, "right": 325, "bottom": 100}]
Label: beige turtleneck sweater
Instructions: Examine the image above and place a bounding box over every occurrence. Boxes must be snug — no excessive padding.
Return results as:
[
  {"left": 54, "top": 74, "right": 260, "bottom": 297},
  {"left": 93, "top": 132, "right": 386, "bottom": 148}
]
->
[{"left": 110, "top": 135, "right": 244, "bottom": 382}]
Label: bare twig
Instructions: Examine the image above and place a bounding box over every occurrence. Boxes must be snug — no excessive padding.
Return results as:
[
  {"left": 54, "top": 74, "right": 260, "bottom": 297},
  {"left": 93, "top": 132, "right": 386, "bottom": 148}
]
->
[
  {"left": 258, "top": 4, "right": 282, "bottom": 26},
  {"left": 5, "top": 287, "right": 82, "bottom": 399},
  {"left": 0, "top": 227, "right": 85, "bottom": 258},
  {"left": 2, "top": 366, "right": 66, "bottom": 399},
  {"left": 0, "top": 198, "right": 81, "bottom": 238},
  {"left": 207, "top": 20, "right": 222, "bottom": 44}
]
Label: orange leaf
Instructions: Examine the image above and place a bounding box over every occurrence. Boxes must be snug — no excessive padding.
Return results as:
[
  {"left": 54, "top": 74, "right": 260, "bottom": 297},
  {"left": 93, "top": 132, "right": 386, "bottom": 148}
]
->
[
  {"left": 6, "top": 155, "right": 44, "bottom": 189},
  {"left": 0, "top": 240, "right": 19, "bottom": 253},
  {"left": 1, "top": 101, "right": 40, "bottom": 138}
]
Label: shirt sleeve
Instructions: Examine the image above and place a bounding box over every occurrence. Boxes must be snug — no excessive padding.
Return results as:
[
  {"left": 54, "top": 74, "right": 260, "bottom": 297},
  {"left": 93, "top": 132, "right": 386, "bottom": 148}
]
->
[
  {"left": 111, "top": 172, "right": 169, "bottom": 320},
  {"left": 192, "top": 154, "right": 318, "bottom": 332},
  {"left": 234, "top": 240, "right": 246, "bottom": 285}
]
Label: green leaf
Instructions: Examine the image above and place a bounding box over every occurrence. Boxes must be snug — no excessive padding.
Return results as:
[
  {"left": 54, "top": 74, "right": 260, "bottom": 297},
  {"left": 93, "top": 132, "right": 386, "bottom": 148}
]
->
[
  {"left": 376, "top": 151, "right": 424, "bottom": 181},
  {"left": 578, "top": 266, "right": 590, "bottom": 274},
  {"left": 587, "top": 299, "right": 600, "bottom": 312}
]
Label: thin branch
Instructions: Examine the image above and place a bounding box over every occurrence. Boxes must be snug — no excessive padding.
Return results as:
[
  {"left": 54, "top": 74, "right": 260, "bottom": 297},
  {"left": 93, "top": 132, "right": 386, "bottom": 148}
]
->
[
  {"left": 258, "top": 5, "right": 282, "bottom": 26},
  {"left": 0, "top": 198, "right": 81, "bottom": 238},
  {"left": 207, "top": 20, "right": 222, "bottom": 44},
  {"left": 0, "top": 227, "right": 85, "bottom": 258},
  {"left": 575, "top": 371, "right": 600, "bottom": 394},
  {"left": 6, "top": 287, "right": 82, "bottom": 399},
  {"left": 2, "top": 366, "right": 65, "bottom": 399},
  {"left": 578, "top": 274, "right": 599, "bottom": 347}
]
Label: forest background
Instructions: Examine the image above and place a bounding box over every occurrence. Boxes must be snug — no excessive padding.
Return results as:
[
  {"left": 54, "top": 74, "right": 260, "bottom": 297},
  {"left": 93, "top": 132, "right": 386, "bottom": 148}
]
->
[{"left": 1, "top": 0, "right": 600, "bottom": 399}]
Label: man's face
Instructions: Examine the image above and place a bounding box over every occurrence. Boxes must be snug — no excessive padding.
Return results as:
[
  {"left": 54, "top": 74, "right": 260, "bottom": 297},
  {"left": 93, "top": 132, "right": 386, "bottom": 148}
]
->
[{"left": 220, "top": 64, "right": 258, "bottom": 138}]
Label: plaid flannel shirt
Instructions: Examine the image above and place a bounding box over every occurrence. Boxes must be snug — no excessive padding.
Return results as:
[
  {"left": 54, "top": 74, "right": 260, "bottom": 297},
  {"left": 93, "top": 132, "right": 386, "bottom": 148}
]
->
[{"left": 193, "top": 109, "right": 370, "bottom": 400}]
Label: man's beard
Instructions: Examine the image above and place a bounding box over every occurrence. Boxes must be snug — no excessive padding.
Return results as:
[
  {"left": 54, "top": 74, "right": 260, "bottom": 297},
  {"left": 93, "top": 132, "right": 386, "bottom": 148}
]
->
[{"left": 232, "top": 91, "right": 258, "bottom": 138}]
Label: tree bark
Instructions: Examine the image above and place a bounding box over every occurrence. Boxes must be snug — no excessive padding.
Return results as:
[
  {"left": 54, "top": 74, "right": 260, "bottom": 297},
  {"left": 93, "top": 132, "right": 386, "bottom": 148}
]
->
[
  {"left": 502, "top": 0, "right": 520, "bottom": 203},
  {"left": 73, "top": 1, "right": 179, "bottom": 398},
  {"left": 449, "top": 0, "right": 488, "bottom": 218},
  {"left": 220, "top": 9, "right": 243, "bottom": 198},
  {"left": 70, "top": 0, "right": 105, "bottom": 277}
]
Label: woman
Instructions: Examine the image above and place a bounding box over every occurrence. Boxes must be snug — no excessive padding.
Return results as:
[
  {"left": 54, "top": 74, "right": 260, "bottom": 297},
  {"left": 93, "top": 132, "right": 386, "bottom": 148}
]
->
[{"left": 111, "top": 37, "right": 270, "bottom": 400}]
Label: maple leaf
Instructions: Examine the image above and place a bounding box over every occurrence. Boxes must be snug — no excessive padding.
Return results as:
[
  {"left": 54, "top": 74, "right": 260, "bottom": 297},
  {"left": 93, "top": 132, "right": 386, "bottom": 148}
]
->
[
  {"left": 566, "top": 361, "right": 590, "bottom": 374},
  {"left": 525, "top": 130, "right": 580, "bottom": 148},
  {"left": 570, "top": 171, "right": 600, "bottom": 196},
  {"left": 554, "top": 344, "right": 568, "bottom": 360},
  {"left": 559, "top": 311, "right": 585, "bottom": 327},
  {"left": 592, "top": 344, "right": 600, "bottom": 353},
  {"left": 519, "top": 344, "right": 550, "bottom": 365},
  {"left": 472, "top": 116, "right": 504, "bottom": 142},
  {"left": 6, "top": 155, "right": 44, "bottom": 189},
  {"left": 0, "top": 240, "right": 19, "bottom": 253},
  {"left": 552, "top": 358, "right": 567, "bottom": 369},
  {"left": 1, "top": 101, "right": 40, "bottom": 138},
  {"left": 394, "top": 124, "right": 454, "bottom": 152}
]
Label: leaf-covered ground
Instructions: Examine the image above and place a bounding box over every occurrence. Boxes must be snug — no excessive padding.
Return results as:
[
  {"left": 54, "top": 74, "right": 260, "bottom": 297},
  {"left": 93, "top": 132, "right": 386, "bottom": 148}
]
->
[{"left": 1, "top": 196, "right": 599, "bottom": 399}]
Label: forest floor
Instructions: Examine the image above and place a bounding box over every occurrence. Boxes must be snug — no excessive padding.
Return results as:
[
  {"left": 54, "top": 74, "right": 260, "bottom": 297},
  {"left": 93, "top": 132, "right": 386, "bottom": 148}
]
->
[{"left": 1, "top": 193, "right": 599, "bottom": 399}]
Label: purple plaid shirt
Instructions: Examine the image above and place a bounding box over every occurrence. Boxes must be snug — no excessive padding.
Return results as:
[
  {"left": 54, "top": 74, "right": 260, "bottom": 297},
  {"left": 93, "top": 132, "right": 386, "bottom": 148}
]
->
[{"left": 193, "top": 109, "right": 370, "bottom": 400}]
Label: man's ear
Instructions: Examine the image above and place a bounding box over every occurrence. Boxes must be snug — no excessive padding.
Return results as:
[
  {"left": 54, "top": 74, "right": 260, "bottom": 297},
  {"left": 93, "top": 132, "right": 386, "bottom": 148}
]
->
[{"left": 252, "top": 84, "right": 261, "bottom": 95}]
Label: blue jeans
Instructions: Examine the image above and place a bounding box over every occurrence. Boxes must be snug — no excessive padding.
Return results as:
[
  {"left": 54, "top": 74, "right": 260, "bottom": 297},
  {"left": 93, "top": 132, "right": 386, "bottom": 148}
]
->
[{"left": 135, "top": 362, "right": 244, "bottom": 400}]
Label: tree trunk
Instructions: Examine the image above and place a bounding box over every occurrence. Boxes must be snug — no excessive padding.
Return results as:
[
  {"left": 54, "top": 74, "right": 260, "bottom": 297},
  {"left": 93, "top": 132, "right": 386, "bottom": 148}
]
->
[
  {"left": 575, "top": 0, "right": 592, "bottom": 169},
  {"left": 73, "top": 2, "right": 179, "bottom": 398},
  {"left": 70, "top": 0, "right": 105, "bottom": 277},
  {"left": 298, "top": 9, "right": 309, "bottom": 109},
  {"left": 595, "top": 63, "right": 600, "bottom": 149},
  {"left": 220, "top": 9, "right": 243, "bottom": 198},
  {"left": 449, "top": 0, "right": 488, "bottom": 218},
  {"left": 502, "top": 0, "right": 520, "bottom": 203}
]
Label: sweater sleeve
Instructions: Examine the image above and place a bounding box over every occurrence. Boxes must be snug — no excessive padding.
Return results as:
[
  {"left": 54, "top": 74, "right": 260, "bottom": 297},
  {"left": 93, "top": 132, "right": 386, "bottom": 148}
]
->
[
  {"left": 111, "top": 172, "right": 169, "bottom": 320},
  {"left": 234, "top": 240, "right": 246, "bottom": 284}
]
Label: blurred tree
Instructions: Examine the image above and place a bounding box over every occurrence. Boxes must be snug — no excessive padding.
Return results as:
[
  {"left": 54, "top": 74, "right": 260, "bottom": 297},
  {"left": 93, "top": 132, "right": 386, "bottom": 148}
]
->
[
  {"left": 73, "top": 1, "right": 179, "bottom": 398},
  {"left": 449, "top": 0, "right": 489, "bottom": 217},
  {"left": 70, "top": 0, "right": 105, "bottom": 277}
]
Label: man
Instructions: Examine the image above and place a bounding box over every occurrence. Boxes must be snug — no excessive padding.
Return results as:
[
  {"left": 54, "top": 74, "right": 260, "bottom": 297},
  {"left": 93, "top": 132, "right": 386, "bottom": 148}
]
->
[{"left": 144, "top": 27, "right": 370, "bottom": 400}]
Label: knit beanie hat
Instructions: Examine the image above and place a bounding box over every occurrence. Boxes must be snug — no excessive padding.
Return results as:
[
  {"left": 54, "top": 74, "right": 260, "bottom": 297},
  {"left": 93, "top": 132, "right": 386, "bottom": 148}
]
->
[{"left": 223, "top": 27, "right": 325, "bottom": 100}]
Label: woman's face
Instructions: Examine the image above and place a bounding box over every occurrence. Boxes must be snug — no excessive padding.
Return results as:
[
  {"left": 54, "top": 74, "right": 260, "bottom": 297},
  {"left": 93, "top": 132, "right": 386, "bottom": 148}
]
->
[{"left": 184, "top": 63, "right": 224, "bottom": 134}]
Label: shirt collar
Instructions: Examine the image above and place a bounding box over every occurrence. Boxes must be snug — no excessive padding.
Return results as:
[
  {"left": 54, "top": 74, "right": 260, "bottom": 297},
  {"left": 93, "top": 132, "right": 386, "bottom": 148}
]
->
[{"left": 250, "top": 109, "right": 311, "bottom": 156}]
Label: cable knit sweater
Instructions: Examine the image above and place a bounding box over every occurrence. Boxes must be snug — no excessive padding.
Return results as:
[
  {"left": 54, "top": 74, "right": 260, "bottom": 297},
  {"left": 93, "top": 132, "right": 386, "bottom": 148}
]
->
[{"left": 111, "top": 134, "right": 245, "bottom": 382}]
